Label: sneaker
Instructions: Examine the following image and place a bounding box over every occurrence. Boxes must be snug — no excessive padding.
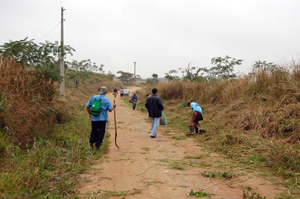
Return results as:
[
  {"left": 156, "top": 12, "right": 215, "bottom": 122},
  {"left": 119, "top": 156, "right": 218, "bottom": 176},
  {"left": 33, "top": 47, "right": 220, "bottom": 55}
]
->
[{"left": 151, "top": 135, "right": 156, "bottom": 138}]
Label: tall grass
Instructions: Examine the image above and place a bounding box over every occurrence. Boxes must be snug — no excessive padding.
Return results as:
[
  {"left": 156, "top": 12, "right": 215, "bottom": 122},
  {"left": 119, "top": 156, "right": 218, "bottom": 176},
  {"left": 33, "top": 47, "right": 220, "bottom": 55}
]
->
[
  {"left": 144, "top": 62, "right": 300, "bottom": 188},
  {"left": 153, "top": 64, "right": 300, "bottom": 139},
  {"left": 0, "top": 57, "right": 65, "bottom": 147},
  {"left": 0, "top": 56, "right": 114, "bottom": 198}
]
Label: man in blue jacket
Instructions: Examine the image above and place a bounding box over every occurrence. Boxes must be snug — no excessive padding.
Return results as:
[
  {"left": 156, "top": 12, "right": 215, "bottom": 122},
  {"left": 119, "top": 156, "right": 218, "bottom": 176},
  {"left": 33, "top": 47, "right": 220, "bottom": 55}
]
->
[
  {"left": 187, "top": 101, "right": 205, "bottom": 135},
  {"left": 145, "top": 88, "right": 164, "bottom": 138},
  {"left": 86, "top": 86, "right": 116, "bottom": 151}
]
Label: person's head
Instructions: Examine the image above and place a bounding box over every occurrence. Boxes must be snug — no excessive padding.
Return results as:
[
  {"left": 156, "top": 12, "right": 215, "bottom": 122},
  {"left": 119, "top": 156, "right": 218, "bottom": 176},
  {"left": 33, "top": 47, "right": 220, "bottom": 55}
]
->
[
  {"left": 98, "top": 86, "right": 108, "bottom": 95},
  {"left": 152, "top": 88, "right": 158, "bottom": 94},
  {"left": 133, "top": 93, "right": 136, "bottom": 95},
  {"left": 188, "top": 101, "right": 193, "bottom": 107}
]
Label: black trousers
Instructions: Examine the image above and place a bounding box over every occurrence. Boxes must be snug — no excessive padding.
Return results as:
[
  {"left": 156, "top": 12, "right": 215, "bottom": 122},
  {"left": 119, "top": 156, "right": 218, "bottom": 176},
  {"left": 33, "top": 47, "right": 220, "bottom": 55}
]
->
[{"left": 90, "top": 121, "right": 107, "bottom": 147}]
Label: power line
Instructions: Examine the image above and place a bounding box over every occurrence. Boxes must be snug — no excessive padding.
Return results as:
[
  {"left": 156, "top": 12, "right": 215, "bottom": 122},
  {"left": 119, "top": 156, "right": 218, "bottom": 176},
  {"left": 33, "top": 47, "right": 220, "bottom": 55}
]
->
[
  {"left": 37, "top": 22, "right": 61, "bottom": 42},
  {"left": 64, "top": 12, "right": 128, "bottom": 65}
]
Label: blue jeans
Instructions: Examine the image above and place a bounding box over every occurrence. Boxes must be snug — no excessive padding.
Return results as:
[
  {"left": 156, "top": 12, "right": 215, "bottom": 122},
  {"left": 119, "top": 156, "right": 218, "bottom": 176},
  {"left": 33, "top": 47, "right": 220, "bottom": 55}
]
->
[
  {"left": 132, "top": 102, "right": 136, "bottom": 110},
  {"left": 150, "top": 117, "right": 160, "bottom": 137}
]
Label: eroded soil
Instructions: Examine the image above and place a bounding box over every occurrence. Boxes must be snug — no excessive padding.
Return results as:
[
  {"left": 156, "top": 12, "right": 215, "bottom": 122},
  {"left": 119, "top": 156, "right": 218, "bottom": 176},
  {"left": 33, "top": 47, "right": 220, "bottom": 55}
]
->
[{"left": 77, "top": 87, "right": 283, "bottom": 199}]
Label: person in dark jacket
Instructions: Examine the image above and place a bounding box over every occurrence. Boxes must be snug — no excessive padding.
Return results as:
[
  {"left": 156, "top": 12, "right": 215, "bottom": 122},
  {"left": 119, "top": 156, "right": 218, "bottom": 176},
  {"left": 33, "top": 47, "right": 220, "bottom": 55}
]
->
[{"left": 145, "top": 88, "right": 164, "bottom": 138}]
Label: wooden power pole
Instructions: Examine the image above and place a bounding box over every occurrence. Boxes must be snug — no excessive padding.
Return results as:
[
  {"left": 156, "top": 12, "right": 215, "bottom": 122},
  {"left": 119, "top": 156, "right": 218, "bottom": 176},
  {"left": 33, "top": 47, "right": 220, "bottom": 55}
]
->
[{"left": 60, "top": 7, "right": 65, "bottom": 100}]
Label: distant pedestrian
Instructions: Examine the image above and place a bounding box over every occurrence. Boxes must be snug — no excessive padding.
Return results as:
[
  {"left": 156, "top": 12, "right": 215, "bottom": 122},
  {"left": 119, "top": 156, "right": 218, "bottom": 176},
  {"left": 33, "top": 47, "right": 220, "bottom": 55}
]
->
[
  {"left": 145, "top": 88, "right": 164, "bottom": 138},
  {"left": 113, "top": 88, "right": 118, "bottom": 98},
  {"left": 86, "top": 86, "right": 116, "bottom": 151},
  {"left": 120, "top": 88, "right": 124, "bottom": 97},
  {"left": 75, "top": 79, "right": 79, "bottom": 88},
  {"left": 131, "top": 93, "right": 138, "bottom": 110},
  {"left": 187, "top": 101, "right": 205, "bottom": 135}
]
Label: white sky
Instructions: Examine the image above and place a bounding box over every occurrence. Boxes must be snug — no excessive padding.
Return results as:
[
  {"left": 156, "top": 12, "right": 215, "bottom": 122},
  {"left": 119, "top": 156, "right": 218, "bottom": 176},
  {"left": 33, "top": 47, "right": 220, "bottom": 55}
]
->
[{"left": 1, "top": 0, "right": 300, "bottom": 79}]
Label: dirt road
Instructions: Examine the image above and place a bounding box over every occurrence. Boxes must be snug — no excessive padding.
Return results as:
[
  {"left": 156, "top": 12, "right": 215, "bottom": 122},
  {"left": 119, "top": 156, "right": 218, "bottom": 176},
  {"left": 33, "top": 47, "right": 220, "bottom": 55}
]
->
[{"left": 77, "top": 88, "right": 283, "bottom": 198}]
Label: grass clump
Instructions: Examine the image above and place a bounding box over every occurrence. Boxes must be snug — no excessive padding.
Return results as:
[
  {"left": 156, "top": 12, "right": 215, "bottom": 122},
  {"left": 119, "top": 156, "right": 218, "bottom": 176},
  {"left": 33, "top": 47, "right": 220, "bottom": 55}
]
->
[
  {"left": 189, "top": 189, "right": 210, "bottom": 197},
  {"left": 242, "top": 187, "right": 266, "bottom": 199}
]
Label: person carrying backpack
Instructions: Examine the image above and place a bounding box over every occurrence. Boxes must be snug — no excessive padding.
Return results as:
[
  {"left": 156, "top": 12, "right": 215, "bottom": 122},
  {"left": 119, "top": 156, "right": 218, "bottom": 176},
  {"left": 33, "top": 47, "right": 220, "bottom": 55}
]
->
[
  {"left": 86, "top": 86, "right": 116, "bottom": 151},
  {"left": 187, "top": 101, "right": 205, "bottom": 135}
]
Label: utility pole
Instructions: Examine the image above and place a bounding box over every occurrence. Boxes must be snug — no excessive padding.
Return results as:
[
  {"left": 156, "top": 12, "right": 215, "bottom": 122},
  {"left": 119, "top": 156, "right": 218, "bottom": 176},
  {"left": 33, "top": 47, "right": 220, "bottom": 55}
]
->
[
  {"left": 60, "top": 7, "right": 65, "bottom": 100},
  {"left": 134, "top": 62, "right": 136, "bottom": 84}
]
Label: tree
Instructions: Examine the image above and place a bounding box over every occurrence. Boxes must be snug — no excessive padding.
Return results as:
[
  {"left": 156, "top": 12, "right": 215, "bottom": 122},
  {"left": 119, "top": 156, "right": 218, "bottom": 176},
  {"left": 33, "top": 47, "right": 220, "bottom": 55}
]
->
[
  {"left": 179, "top": 63, "right": 209, "bottom": 82},
  {"left": 147, "top": 73, "right": 160, "bottom": 84},
  {"left": 0, "top": 38, "right": 75, "bottom": 82},
  {"left": 210, "top": 55, "right": 243, "bottom": 79},
  {"left": 117, "top": 71, "right": 134, "bottom": 85},
  {"left": 165, "top": 70, "right": 179, "bottom": 81},
  {"left": 252, "top": 60, "right": 277, "bottom": 72},
  {"left": 69, "top": 59, "right": 104, "bottom": 72}
]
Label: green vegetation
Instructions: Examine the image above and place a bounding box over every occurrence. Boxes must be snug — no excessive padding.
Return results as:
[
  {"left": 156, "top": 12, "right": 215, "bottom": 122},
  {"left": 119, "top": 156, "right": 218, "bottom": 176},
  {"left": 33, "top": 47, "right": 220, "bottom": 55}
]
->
[
  {"left": 242, "top": 187, "right": 266, "bottom": 199},
  {"left": 137, "top": 59, "right": 300, "bottom": 197},
  {"left": 189, "top": 189, "right": 210, "bottom": 198},
  {"left": 0, "top": 52, "right": 121, "bottom": 198}
]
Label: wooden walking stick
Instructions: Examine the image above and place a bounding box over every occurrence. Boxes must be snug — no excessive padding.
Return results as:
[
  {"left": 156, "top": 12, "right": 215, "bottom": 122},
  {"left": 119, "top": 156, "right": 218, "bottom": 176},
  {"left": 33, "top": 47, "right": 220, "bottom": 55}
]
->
[{"left": 114, "top": 100, "right": 119, "bottom": 148}]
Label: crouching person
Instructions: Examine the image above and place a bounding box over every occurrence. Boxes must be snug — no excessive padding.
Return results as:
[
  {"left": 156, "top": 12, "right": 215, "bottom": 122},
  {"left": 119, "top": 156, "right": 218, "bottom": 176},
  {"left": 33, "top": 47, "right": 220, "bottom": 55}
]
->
[{"left": 187, "top": 101, "right": 205, "bottom": 135}]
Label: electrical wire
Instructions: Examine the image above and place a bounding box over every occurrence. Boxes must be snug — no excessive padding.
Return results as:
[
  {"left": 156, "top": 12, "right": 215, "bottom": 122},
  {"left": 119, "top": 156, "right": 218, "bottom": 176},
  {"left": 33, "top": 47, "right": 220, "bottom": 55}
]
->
[
  {"left": 37, "top": 22, "right": 61, "bottom": 42},
  {"left": 65, "top": 12, "right": 128, "bottom": 66}
]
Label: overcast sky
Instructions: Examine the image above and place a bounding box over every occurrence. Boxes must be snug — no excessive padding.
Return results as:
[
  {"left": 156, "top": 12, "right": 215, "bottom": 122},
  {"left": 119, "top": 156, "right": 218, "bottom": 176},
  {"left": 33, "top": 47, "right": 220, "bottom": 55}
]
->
[{"left": 1, "top": 0, "right": 300, "bottom": 79}]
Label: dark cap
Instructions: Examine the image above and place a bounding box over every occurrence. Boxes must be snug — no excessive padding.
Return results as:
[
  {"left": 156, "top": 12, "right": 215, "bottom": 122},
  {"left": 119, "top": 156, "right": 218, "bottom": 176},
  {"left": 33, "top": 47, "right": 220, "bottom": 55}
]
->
[{"left": 188, "top": 101, "right": 193, "bottom": 106}]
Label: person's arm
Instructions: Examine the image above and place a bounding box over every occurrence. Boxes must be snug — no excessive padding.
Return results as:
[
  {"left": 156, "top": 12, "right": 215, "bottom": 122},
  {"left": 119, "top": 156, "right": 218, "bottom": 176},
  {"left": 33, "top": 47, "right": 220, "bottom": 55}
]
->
[
  {"left": 108, "top": 104, "right": 116, "bottom": 112},
  {"left": 158, "top": 98, "right": 164, "bottom": 111},
  {"left": 145, "top": 98, "right": 149, "bottom": 110},
  {"left": 86, "top": 107, "right": 92, "bottom": 119}
]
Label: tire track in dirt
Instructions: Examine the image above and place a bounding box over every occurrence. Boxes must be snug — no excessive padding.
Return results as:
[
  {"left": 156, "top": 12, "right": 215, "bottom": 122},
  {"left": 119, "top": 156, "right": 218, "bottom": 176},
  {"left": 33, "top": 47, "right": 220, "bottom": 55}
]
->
[{"left": 77, "top": 89, "right": 283, "bottom": 199}]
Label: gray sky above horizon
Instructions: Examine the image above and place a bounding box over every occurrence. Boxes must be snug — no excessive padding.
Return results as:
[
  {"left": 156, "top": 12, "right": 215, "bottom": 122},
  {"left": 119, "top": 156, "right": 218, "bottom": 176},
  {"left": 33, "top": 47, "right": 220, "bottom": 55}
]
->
[{"left": 1, "top": 0, "right": 300, "bottom": 79}]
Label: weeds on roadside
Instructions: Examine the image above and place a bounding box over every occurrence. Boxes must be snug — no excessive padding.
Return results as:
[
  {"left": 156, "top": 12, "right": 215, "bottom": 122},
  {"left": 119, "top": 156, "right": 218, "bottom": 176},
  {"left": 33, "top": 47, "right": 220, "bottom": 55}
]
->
[
  {"left": 189, "top": 189, "right": 210, "bottom": 198},
  {"left": 242, "top": 187, "right": 266, "bottom": 199},
  {"left": 85, "top": 188, "right": 141, "bottom": 198},
  {"left": 201, "top": 170, "right": 239, "bottom": 180}
]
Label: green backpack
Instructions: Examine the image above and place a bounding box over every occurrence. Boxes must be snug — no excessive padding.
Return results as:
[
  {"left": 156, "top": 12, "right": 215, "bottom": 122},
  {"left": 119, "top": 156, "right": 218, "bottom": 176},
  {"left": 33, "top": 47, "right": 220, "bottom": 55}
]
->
[{"left": 90, "top": 96, "right": 105, "bottom": 116}]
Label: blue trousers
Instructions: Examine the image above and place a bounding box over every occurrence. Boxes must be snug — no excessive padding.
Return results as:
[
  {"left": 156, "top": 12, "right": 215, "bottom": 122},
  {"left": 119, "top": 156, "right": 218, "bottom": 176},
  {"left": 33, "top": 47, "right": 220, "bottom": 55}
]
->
[
  {"left": 150, "top": 117, "right": 160, "bottom": 137},
  {"left": 132, "top": 102, "right": 136, "bottom": 110}
]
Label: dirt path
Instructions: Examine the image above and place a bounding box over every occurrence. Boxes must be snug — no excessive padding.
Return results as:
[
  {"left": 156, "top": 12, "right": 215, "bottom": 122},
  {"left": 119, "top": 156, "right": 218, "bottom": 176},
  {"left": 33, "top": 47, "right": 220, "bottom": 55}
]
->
[{"left": 77, "top": 87, "right": 283, "bottom": 198}]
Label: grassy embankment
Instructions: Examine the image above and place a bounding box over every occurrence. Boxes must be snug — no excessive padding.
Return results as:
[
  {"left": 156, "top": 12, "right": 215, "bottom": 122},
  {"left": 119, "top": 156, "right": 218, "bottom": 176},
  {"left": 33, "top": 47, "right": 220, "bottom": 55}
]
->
[
  {"left": 0, "top": 56, "right": 122, "bottom": 198},
  {"left": 128, "top": 63, "right": 300, "bottom": 198}
]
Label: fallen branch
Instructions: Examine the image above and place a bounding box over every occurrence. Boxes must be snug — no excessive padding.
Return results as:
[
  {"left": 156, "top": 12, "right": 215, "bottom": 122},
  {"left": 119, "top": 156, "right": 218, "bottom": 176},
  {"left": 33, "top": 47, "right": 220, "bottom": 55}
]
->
[{"left": 136, "top": 165, "right": 155, "bottom": 176}]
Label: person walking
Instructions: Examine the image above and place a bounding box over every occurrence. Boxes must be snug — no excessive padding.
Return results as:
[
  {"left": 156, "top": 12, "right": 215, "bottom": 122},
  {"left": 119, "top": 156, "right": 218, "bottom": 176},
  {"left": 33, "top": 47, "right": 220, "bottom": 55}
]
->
[
  {"left": 86, "top": 86, "right": 116, "bottom": 151},
  {"left": 75, "top": 79, "right": 79, "bottom": 88},
  {"left": 145, "top": 88, "right": 164, "bottom": 138},
  {"left": 131, "top": 93, "right": 138, "bottom": 110},
  {"left": 187, "top": 101, "right": 205, "bottom": 135},
  {"left": 120, "top": 88, "right": 124, "bottom": 97},
  {"left": 113, "top": 88, "right": 118, "bottom": 98}
]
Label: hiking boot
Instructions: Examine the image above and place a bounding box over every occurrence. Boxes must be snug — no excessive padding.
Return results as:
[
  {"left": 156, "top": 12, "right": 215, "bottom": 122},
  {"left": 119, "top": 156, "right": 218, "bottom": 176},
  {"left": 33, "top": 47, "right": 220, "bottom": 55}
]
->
[
  {"left": 195, "top": 128, "right": 199, "bottom": 134},
  {"left": 187, "top": 126, "right": 195, "bottom": 135},
  {"left": 151, "top": 135, "right": 156, "bottom": 138}
]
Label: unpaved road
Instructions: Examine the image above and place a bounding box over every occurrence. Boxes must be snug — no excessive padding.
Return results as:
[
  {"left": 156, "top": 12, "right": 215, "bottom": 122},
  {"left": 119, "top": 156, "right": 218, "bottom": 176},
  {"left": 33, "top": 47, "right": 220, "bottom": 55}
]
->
[{"left": 77, "top": 87, "right": 283, "bottom": 198}]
